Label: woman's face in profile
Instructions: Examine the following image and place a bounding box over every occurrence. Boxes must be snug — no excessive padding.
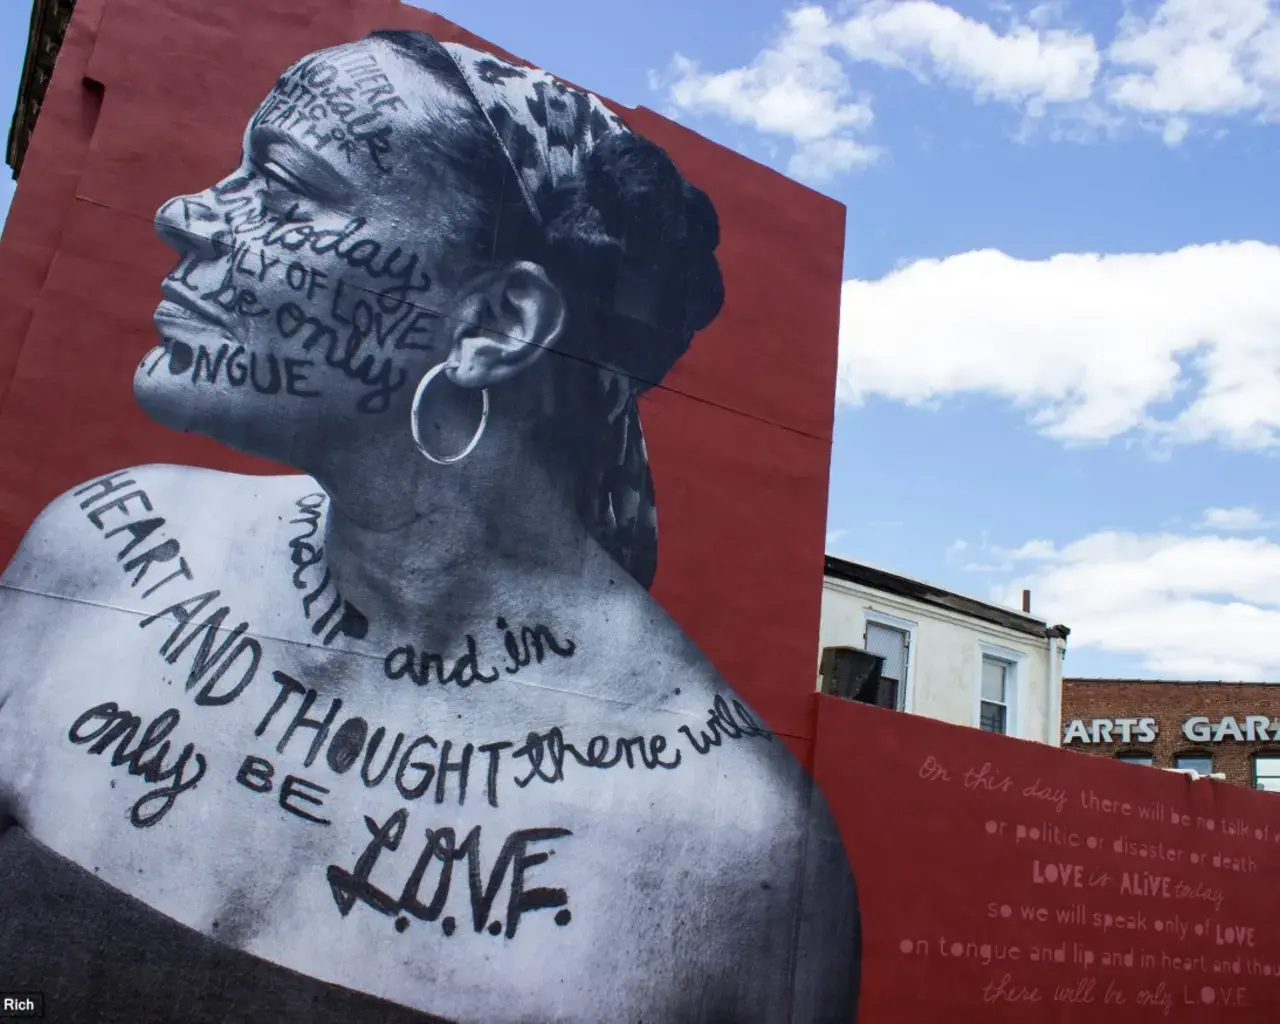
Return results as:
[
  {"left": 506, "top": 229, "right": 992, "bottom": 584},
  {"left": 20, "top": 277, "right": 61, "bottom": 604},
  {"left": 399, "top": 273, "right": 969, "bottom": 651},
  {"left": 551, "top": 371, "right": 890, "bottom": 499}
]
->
[{"left": 136, "top": 40, "right": 478, "bottom": 459}]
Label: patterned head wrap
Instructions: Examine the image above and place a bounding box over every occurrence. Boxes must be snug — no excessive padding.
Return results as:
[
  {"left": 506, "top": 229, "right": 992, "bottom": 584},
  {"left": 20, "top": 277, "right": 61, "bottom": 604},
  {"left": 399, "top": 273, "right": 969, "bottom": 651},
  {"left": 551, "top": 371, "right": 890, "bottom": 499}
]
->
[
  {"left": 438, "top": 45, "right": 628, "bottom": 228},
  {"left": 387, "top": 35, "right": 664, "bottom": 589}
]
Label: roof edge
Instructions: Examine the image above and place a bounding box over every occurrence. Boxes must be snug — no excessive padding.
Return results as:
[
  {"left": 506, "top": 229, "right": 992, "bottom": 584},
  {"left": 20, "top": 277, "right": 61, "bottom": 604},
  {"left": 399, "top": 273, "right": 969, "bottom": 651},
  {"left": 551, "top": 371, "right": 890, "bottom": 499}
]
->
[
  {"left": 6, "top": 0, "right": 78, "bottom": 178},
  {"left": 1065, "top": 677, "right": 1279, "bottom": 687},
  {"left": 824, "top": 553, "right": 1066, "bottom": 641}
]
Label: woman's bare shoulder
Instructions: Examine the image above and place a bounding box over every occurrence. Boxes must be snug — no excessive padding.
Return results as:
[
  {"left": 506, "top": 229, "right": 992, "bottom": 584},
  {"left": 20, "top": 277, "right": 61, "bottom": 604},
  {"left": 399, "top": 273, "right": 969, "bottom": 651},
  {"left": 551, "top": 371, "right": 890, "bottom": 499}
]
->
[
  {"left": 604, "top": 592, "right": 861, "bottom": 1017},
  {"left": 593, "top": 587, "right": 802, "bottom": 785},
  {"left": 601, "top": 587, "right": 762, "bottom": 717},
  {"left": 1, "top": 464, "right": 309, "bottom": 596},
  {"left": 0, "top": 465, "right": 313, "bottom": 708}
]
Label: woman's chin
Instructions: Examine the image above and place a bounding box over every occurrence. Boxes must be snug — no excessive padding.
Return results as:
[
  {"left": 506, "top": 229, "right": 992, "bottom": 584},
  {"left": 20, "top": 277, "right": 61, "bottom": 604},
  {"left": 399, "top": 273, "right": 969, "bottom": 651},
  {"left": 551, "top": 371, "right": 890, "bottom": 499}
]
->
[
  {"left": 132, "top": 355, "right": 247, "bottom": 452},
  {"left": 133, "top": 351, "right": 205, "bottom": 433},
  {"left": 132, "top": 356, "right": 304, "bottom": 465}
]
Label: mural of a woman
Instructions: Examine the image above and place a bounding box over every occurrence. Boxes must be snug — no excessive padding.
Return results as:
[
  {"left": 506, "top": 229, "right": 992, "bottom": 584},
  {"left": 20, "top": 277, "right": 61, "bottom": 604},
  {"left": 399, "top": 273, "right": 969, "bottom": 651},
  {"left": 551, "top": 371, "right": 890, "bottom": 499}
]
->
[{"left": 0, "top": 30, "right": 859, "bottom": 1023}]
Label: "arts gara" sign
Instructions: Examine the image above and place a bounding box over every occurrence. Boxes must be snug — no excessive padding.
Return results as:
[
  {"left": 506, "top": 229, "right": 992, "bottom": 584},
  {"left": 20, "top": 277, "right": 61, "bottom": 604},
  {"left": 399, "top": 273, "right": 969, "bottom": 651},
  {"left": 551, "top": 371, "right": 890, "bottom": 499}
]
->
[{"left": 1064, "top": 716, "right": 1280, "bottom": 745}]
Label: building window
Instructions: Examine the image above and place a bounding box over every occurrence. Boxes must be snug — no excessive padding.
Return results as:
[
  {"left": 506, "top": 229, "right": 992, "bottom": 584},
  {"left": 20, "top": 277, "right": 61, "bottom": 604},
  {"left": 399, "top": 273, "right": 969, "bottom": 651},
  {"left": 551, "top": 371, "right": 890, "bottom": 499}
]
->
[
  {"left": 864, "top": 620, "right": 910, "bottom": 712},
  {"left": 1254, "top": 756, "right": 1280, "bottom": 792},
  {"left": 979, "top": 656, "right": 1011, "bottom": 734},
  {"left": 1174, "top": 753, "right": 1214, "bottom": 776},
  {"left": 1116, "top": 752, "right": 1153, "bottom": 767}
]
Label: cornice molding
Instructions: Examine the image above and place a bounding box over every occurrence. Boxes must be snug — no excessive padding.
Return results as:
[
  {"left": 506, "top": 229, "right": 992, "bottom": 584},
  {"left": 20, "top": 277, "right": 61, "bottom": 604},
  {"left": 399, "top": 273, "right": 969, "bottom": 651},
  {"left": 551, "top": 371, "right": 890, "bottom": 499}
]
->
[{"left": 6, "top": 0, "right": 79, "bottom": 178}]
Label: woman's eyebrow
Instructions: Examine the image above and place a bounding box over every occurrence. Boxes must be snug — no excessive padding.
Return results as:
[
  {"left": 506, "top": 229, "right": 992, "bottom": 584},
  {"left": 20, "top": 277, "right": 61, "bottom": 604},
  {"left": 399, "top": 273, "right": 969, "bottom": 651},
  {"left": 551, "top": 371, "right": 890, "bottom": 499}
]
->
[{"left": 248, "top": 125, "right": 354, "bottom": 202}]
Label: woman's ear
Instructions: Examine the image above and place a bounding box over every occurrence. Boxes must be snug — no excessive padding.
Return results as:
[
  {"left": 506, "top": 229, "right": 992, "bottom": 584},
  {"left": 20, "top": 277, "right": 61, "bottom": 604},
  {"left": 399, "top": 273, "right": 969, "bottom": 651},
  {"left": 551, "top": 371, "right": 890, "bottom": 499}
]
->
[{"left": 447, "top": 262, "right": 565, "bottom": 388}]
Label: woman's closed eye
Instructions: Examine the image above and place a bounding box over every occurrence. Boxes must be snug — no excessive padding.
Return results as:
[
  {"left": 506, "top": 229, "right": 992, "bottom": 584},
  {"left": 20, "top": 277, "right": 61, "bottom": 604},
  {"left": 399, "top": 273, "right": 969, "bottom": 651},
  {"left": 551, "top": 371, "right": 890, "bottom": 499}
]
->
[
  {"left": 247, "top": 126, "right": 354, "bottom": 207},
  {"left": 257, "top": 159, "right": 306, "bottom": 194}
]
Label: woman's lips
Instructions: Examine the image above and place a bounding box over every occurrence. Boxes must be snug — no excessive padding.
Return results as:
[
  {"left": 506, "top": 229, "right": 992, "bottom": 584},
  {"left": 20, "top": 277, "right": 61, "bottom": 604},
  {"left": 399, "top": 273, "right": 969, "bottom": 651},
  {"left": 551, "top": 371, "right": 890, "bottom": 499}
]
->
[
  {"left": 152, "top": 297, "right": 232, "bottom": 379},
  {"left": 155, "top": 289, "right": 228, "bottom": 329}
]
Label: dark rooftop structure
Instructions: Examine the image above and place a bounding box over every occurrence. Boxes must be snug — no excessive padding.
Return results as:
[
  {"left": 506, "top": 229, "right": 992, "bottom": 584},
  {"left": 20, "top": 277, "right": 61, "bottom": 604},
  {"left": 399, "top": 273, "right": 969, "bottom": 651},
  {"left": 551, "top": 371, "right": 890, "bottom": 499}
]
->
[
  {"left": 7, "top": 0, "right": 77, "bottom": 178},
  {"left": 824, "top": 553, "right": 1070, "bottom": 642}
]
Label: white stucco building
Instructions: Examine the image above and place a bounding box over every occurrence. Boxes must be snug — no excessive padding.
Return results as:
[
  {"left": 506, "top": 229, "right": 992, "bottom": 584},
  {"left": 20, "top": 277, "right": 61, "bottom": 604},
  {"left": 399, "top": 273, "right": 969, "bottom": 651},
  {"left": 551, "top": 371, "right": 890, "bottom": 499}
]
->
[{"left": 818, "top": 555, "right": 1070, "bottom": 744}]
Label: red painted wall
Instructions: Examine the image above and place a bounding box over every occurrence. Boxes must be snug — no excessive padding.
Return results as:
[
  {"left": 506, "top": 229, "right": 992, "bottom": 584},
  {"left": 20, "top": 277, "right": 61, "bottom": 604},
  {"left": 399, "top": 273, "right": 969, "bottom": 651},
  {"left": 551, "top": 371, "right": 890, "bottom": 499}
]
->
[
  {"left": 818, "top": 696, "right": 1280, "bottom": 1019},
  {"left": 5, "top": 1, "right": 1280, "bottom": 1021}
]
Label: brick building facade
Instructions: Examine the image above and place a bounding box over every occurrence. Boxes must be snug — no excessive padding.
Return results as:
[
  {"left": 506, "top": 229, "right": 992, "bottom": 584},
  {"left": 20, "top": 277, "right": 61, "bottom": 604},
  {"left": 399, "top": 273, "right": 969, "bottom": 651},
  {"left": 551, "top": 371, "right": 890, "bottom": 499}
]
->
[{"left": 1062, "top": 678, "right": 1280, "bottom": 790}]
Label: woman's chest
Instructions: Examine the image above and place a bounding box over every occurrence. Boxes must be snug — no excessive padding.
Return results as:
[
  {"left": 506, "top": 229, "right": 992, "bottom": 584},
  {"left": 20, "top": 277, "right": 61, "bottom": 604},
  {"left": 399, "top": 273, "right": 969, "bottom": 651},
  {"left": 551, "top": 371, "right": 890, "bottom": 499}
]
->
[{"left": 1, "top": 601, "right": 800, "bottom": 1019}]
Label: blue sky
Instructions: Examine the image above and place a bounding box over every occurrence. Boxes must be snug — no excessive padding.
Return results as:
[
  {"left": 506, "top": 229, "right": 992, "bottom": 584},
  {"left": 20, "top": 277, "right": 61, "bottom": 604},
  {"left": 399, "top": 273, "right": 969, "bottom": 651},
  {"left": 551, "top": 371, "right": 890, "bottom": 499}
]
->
[
  {"left": 0, "top": 2, "right": 26, "bottom": 234},
  {"left": 4, "top": 0, "right": 1280, "bottom": 680}
]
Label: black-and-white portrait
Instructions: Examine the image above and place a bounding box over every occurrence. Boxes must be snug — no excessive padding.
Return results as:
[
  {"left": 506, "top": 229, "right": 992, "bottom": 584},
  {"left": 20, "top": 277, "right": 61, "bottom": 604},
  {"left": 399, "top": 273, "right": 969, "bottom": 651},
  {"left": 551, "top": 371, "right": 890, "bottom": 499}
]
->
[{"left": 0, "top": 31, "right": 859, "bottom": 1023}]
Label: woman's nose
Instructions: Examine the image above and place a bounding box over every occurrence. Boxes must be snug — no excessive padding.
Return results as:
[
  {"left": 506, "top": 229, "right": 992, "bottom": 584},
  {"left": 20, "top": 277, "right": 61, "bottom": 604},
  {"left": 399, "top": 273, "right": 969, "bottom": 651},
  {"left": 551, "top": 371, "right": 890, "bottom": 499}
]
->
[{"left": 154, "top": 194, "right": 229, "bottom": 260}]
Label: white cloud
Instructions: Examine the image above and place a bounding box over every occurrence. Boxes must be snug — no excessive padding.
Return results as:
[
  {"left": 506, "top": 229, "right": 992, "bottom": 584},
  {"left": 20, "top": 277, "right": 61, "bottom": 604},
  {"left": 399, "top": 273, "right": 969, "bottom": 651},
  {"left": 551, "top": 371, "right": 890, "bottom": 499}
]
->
[
  {"left": 835, "top": 0, "right": 1099, "bottom": 107},
  {"left": 657, "top": 2, "right": 1094, "bottom": 177},
  {"left": 1106, "top": 0, "right": 1280, "bottom": 140},
  {"left": 655, "top": 0, "right": 1280, "bottom": 167},
  {"left": 656, "top": 7, "right": 879, "bottom": 179},
  {"left": 1201, "top": 506, "right": 1270, "bottom": 530},
  {"left": 787, "top": 135, "right": 883, "bottom": 176},
  {"left": 1001, "top": 538, "right": 1059, "bottom": 560},
  {"left": 949, "top": 537, "right": 1059, "bottom": 573},
  {"left": 990, "top": 523, "right": 1280, "bottom": 678},
  {"left": 838, "top": 241, "right": 1280, "bottom": 449},
  {"left": 1160, "top": 114, "right": 1191, "bottom": 143}
]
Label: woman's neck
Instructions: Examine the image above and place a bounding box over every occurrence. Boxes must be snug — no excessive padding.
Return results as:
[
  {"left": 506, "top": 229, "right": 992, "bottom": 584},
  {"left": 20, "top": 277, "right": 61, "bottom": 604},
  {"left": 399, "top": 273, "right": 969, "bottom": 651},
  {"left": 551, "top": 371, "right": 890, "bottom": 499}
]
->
[{"left": 315, "top": 458, "right": 612, "bottom": 651}]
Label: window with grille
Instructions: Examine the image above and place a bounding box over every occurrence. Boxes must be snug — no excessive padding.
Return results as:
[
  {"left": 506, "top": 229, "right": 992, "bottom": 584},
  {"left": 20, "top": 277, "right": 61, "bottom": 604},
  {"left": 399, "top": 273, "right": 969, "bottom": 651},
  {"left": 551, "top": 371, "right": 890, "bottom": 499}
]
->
[
  {"left": 864, "top": 621, "right": 909, "bottom": 712},
  {"left": 1254, "top": 756, "right": 1280, "bottom": 791},
  {"left": 980, "top": 656, "right": 1010, "bottom": 734}
]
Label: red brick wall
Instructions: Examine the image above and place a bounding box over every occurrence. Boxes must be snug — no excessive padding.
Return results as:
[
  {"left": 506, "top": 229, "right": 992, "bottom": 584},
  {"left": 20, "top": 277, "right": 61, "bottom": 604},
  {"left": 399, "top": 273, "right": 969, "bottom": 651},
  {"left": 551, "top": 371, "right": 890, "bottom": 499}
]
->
[{"left": 1062, "top": 678, "right": 1280, "bottom": 787}]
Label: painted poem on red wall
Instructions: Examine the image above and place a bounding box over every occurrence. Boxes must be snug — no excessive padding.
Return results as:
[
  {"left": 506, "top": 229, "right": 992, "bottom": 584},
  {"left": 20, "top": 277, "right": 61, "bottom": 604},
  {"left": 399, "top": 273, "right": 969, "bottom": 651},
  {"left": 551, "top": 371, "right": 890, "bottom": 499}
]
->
[
  {"left": 823, "top": 702, "right": 1280, "bottom": 1021},
  {"left": 911, "top": 753, "right": 1270, "bottom": 1014}
]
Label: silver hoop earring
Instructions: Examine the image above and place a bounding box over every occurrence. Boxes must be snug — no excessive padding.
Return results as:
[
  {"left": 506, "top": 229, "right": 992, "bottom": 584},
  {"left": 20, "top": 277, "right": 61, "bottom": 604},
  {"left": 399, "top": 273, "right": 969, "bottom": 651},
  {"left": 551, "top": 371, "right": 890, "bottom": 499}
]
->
[{"left": 410, "top": 361, "right": 490, "bottom": 465}]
